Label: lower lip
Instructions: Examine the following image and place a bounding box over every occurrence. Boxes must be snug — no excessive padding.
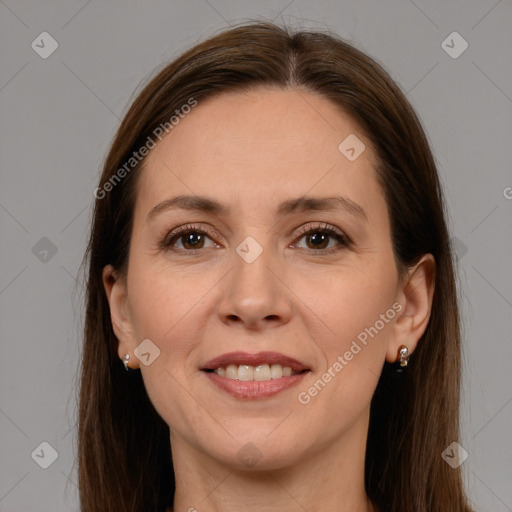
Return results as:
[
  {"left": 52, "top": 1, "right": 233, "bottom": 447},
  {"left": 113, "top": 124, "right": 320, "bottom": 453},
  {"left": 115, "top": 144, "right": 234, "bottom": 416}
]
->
[{"left": 203, "top": 371, "right": 309, "bottom": 399}]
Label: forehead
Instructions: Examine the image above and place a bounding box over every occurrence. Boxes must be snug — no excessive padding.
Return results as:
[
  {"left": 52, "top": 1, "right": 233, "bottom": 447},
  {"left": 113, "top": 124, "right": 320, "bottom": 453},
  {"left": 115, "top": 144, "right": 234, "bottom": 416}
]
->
[{"left": 137, "top": 87, "right": 382, "bottom": 216}]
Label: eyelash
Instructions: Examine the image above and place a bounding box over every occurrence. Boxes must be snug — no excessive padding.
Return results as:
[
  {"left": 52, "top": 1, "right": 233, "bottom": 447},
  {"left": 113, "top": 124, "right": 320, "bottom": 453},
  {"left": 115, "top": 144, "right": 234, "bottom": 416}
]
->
[{"left": 159, "top": 222, "right": 351, "bottom": 255}]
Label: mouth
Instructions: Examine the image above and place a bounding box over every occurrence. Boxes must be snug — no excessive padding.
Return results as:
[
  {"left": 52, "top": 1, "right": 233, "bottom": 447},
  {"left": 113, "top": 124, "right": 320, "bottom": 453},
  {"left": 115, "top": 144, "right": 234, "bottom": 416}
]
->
[{"left": 200, "top": 351, "right": 311, "bottom": 399}]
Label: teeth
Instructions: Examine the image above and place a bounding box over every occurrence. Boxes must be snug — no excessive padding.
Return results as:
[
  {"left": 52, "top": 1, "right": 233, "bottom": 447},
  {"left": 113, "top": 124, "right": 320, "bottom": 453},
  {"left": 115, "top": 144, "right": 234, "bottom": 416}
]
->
[
  {"left": 213, "top": 363, "right": 299, "bottom": 381},
  {"left": 270, "top": 364, "right": 282, "bottom": 379},
  {"left": 238, "top": 365, "right": 254, "bottom": 381},
  {"left": 225, "top": 364, "right": 238, "bottom": 380},
  {"left": 254, "top": 364, "right": 270, "bottom": 381},
  {"left": 282, "top": 366, "right": 292, "bottom": 377}
]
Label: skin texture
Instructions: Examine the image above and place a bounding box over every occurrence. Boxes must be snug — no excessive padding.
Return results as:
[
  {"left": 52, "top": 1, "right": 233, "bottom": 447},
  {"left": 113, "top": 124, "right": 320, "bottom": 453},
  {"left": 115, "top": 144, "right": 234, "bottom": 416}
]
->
[{"left": 103, "top": 87, "right": 435, "bottom": 512}]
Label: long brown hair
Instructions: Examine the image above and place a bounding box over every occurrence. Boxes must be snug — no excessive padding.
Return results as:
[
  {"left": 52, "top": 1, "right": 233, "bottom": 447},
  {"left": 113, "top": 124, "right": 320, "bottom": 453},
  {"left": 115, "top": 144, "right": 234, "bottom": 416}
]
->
[{"left": 79, "top": 21, "right": 474, "bottom": 512}]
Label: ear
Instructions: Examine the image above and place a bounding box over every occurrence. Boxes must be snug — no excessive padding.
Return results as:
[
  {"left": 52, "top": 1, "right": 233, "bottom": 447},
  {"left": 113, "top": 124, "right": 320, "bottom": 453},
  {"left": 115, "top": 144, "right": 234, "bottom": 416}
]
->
[
  {"left": 102, "top": 264, "right": 140, "bottom": 370},
  {"left": 386, "top": 254, "right": 436, "bottom": 363}
]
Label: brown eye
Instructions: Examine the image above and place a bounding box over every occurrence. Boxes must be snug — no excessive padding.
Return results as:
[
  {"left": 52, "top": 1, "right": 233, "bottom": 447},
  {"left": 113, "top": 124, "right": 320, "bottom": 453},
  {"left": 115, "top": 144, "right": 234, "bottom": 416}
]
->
[
  {"left": 305, "top": 232, "right": 330, "bottom": 250},
  {"left": 161, "top": 225, "right": 219, "bottom": 252},
  {"left": 180, "top": 231, "right": 206, "bottom": 250},
  {"left": 293, "top": 224, "right": 350, "bottom": 253}
]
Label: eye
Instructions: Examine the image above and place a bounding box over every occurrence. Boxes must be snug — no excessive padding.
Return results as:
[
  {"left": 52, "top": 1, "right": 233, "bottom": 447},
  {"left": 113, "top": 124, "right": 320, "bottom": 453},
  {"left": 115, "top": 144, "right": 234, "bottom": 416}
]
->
[
  {"left": 160, "top": 222, "right": 351, "bottom": 255},
  {"left": 160, "top": 224, "right": 220, "bottom": 252},
  {"left": 292, "top": 223, "right": 351, "bottom": 254}
]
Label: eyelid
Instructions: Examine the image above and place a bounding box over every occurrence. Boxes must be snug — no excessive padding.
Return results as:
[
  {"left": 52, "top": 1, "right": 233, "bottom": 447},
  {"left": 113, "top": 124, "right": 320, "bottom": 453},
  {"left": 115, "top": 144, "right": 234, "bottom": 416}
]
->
[
  {"left": 169, "top": 223, "right": 218, "bottom": 238},
  {"left": 295, "top": 221, "right": 340, "bottom": 236}
]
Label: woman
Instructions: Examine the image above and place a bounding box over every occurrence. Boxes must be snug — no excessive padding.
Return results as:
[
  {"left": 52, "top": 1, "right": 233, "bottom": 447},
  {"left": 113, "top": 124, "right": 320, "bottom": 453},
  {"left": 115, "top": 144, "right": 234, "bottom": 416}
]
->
[{"left": 79, "top": 21, "right": 475, "bottom": 512}]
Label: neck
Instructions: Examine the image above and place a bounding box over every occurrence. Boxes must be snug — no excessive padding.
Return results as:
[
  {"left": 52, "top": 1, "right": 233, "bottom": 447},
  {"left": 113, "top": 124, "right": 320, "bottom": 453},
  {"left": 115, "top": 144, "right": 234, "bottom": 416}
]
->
[{"left": 170, "top": 412, "right": 376, "bottom": 512}]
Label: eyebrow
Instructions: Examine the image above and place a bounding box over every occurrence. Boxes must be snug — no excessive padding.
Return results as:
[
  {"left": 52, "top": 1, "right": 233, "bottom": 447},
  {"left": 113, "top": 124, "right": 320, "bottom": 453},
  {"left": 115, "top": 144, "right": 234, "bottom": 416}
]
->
[{"left": 146, "top": 194, "right": 368, "bottom": 222}]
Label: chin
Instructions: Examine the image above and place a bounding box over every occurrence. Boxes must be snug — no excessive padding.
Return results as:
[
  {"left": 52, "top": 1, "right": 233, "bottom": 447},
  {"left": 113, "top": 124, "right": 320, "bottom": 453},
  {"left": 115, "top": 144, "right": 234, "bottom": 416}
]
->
[{"left": 189, "top": 425, "right": 309, "bottom": 471}]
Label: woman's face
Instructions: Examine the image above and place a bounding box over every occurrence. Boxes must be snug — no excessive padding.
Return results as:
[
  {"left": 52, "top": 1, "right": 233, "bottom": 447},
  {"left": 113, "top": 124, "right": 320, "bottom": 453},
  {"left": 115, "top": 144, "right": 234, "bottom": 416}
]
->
[{"left": 109, "top": 87, "right": 409, "bottom": 470}]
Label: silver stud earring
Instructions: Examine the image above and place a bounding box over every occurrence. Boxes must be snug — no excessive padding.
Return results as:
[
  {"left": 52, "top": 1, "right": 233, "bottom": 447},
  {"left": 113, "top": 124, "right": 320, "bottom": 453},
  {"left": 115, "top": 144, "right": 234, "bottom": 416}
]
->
[{"left": 122, "top": 353, "right": 137, "bottom": 372}]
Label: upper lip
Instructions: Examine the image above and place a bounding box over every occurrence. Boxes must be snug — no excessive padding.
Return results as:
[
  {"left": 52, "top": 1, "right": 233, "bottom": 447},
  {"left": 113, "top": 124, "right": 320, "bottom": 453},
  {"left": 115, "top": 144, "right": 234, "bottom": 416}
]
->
[{"left": 201, "top": 351, "right": 310, "bottom": 372}]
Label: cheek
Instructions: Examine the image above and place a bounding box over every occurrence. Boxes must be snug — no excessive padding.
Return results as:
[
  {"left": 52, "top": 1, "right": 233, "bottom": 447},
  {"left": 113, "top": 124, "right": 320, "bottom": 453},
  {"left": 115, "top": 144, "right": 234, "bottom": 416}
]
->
[
  {"left": 125, "top": 258, "right": 227, "bottom": 376},
  {"left": 298, "top": 260, "right": 397, "bottom": 355},
  {"left": 126, "top": 265, "right": 200, "bottom": 342},
  {"left": 124, "top": 264, "right": 212, "bottom": 428},
  {"left": 291, "top": 258, "right": 398, "bottom": 417}
]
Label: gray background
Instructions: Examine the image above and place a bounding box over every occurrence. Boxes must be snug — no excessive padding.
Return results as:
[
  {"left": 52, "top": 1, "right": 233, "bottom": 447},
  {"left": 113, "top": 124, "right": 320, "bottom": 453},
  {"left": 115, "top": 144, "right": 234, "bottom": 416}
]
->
[{"left": 0, "top": 0, "right": 511, "bottom": 510}]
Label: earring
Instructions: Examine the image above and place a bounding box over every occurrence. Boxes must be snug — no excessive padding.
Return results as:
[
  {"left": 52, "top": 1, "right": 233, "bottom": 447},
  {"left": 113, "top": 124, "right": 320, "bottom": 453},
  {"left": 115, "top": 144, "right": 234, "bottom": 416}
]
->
[
  {"left": 398, "top": 345, "right": 410, "bottom": 367},
  {"left": 122, "top": 353, "right": 138, "bottom": 372}
]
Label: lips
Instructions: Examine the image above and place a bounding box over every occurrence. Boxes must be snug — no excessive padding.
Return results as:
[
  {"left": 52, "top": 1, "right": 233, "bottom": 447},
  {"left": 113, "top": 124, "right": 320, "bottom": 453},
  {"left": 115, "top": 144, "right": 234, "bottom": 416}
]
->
[{"left": 200, "top": 351, "right": 310, "bottom": 399}]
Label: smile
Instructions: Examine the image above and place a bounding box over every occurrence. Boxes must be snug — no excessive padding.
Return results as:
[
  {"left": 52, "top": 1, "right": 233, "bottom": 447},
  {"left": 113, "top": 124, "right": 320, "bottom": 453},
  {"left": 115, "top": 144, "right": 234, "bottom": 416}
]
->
[{"left": 200, "top": 351, "right": 310, "bottom": 399}]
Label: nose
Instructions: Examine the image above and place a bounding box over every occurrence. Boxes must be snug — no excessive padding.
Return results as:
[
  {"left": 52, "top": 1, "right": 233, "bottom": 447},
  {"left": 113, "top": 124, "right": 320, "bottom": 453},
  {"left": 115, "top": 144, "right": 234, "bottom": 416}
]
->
[{"left": 217, "top": 244, "right": 293, "bottom": 331}]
